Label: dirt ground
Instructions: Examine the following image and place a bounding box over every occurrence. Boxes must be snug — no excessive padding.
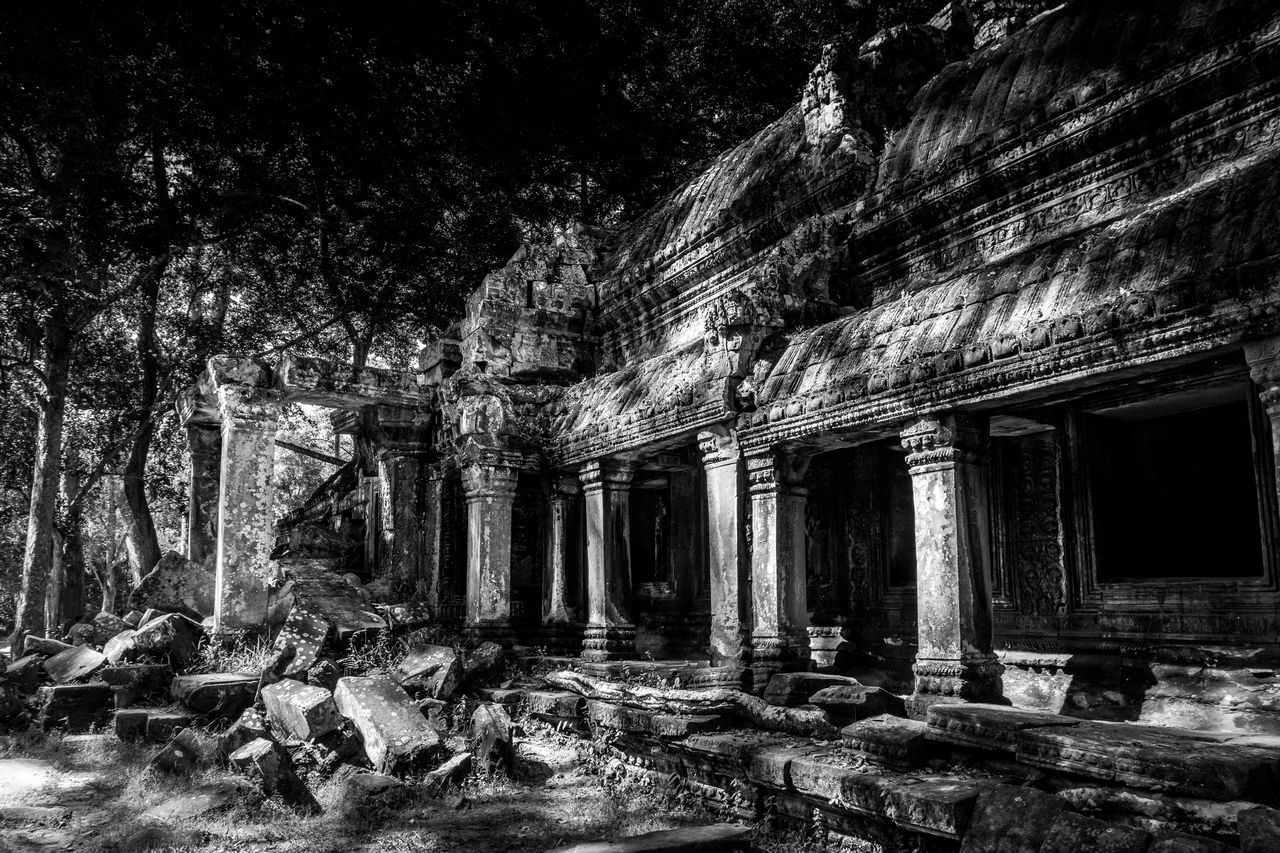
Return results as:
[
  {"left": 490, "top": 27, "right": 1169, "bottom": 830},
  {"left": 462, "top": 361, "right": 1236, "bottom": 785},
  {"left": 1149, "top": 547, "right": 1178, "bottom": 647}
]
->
[{"left": 0, "top": 727, "right": 807, "bottom": 853}]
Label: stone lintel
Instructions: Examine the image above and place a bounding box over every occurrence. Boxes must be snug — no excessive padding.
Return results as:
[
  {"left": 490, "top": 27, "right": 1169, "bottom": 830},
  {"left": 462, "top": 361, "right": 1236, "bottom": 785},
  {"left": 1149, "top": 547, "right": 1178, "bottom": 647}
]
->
[
  {"left": 176, "top": 386, "right": 220, "bottom": 427},
  {"left": 275, "top": 351, "right": 433, "bottom": 410}
]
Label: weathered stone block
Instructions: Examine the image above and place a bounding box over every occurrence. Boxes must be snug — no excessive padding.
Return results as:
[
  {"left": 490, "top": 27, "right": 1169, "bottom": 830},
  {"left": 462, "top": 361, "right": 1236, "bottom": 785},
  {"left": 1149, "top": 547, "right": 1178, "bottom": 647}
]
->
[
  {"left": 288, "top": 562, "right": 386, "bottom": 643},
  {"left": 841, "top": 714, "right": 930, "bottom": 770},
  {"left": 262, "top": 679, "right": 341, "bottom": 741},
  {"left": 1239, "top": 805, "right": 1280, "bottom": 853},
  {"left": 90, "top": 612, "right": 134, "bottom": 645},
  {"left": 42, "top": 645, "right": 106, "bottom": 684},
  {"left": 37, "top": 684, "right": 112, "bottom": 731},
  {"left": 1015, "top": 722, "right": 1280, "bottom": 802},
  {"left": 809, "top": 685, "right": 907, "bottom": 721},
  {"left": 141, "top": 780, "right": 248, "bottom": 821},
  {"left": 463, "top": 641, "right": 506, "bottom": 688},
  {"left": 4, "top": 655, "right": 43, "bottom": 693},
  {"left": 274, "top": 606, "right": 330, "bottom": 676},
  {"left": 543, "top": 823, "right": 752, "bottom": 853},
  {"left": 149, "top": 728, "right": 202, "bottom": 775},
  {"left": 129, "top": 550, "right": 216, "bottom": 618},
  {"left": 588, "top": 700, "right": 654, "bottom": 733},
  {"left": 1149, "top": 830, "right": 1236, "bottom": 853},
  {"left": 216, "top": 707, "right": 273, "bottom": 762},
  {"left": 228, "top": 736, "right": 319, "bottom": 811},
  {"left": 745, "top": 743, "right": 829, "bottom": 789},
  {"left": 334, "top": 674, "right": 443, "bottom": 773},
  {"left": 114, "top": 708, "right": 150, "bottom": 740},
  {"left": 928, "top": 703, "right": 1082, "bottom": 753},
  {"left": 24, "top": 637, "right": 71, "bottom": 657},
  {"left": 131, "top": 613, "right": 200, "bottom": 668},
  {"left": 385, "top": 601, "right": 432, "bottom": 630},
  {"left": 147, "top": 710, "right": 198, "bottom": 742},
  {"left": 427, "top": 751, "right": 472, "bottom": 789},
  {"left": 789, "top": 751, "right": 862, "bottom": 800},
  {"left": 393, "top": 645, "right": 460, "bottom": 699},
  {"left": 959, "top": 783, "right": 1065, "bottom": 853},
  {"left": 526, "top": 690, "right": 584, "bottom": 722},
  {"left": 103, "top": 630, "right": 136, "bottom": 665},
  {"left": 123, "top": 610, "right": 144, "bottom": 627},
  {"left": 171, "top": 673, "right": 258, "bottom": 716},
  {"left": 763, "top": 672, "right": 863, "bottom": 707},
  {"left": 101, "top": 663, "right": 172, "bottom": 708},
  {"left": 1037, "top": 811, "right": 1152, "bottom": 853},
  {"left": 883, "top": 777, "right": 981, "bottom": 838},
  {"left": 479, "top": 687, "right": 525, "bottom": 707}
]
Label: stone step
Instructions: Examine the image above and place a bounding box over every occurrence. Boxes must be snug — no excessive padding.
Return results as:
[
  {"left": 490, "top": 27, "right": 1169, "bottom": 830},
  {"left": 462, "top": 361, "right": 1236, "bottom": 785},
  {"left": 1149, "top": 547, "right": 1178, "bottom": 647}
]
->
[
  {"left": 543, "top": 823, "right": 752, "bottom": 852},
  {"left": 841, "top": 714, "right": 929, "bottom": 770},
  {"left": 37, "top": 684, "right": 112, "bottom": 731},
  {"left": 526, "top": 690, "right": 584, "bottom": 723},
  {"left": 1015, "top": 720, "right": 1280, "bottom": 803},
  {"left": 927, "top": 703, "right": 1084, "bottom": 753}
]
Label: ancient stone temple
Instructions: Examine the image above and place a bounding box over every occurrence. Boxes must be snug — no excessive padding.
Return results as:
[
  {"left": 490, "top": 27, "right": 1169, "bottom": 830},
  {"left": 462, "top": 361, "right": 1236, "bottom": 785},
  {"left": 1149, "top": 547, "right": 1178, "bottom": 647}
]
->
[{"left": 186, "top": 0, "right": 1280, "bottom": 729}]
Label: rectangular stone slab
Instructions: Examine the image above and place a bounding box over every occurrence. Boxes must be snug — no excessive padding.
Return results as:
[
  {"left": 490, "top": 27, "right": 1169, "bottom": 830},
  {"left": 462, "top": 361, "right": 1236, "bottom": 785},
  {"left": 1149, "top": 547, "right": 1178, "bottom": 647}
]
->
[
  {"left": 1015, "top": 721, "right": 1280, "bottom": 802},
  {"left": 170, "top": 673, "right": 258, "bottom": 716},
  {"left": 42, "top": 645, "right": 106, "bottom": 684},
  {"left": 273, "top": 606, "right": 331, "bottom": 677},
  {"left": 526, "top": 690, "right": 584, "bottom": 721},
  {"left": 927, "top": 703, "right": 1083, "bottom": 753},
  {"left": 959, "top": 783, "right": 1066, "bottom": 853},
  {"left": 762, "top": 672, "right": 863, "bottom": 707},
  {"left": 542, "top": 823, "right": 751, "bottom": 853},
  {"left": 37, "top": 684, "right": 113, "bottom": 731},
  {"left": 841, "top": 714, "right": 930, "bottom": 770},
  {"left": 262, "top": 679, "right": 342, "bottom": 742},
  {"left": 881, "top": 777, "right": 982, "bottom": 838},
  {"left": 789, "top": 751, "right": 865, "bottom": 800},
  {"left": 287, "top": 563, "right": 386, "bottom": 643},
  {"left": 745, "top": 743, "right": 831, "bottom": 789},
  {"left": 146, "top": 711, "right": 198, "bottom": 742},
  {"left": 334, "top": 674, "right": 442, "bottom": 773}
]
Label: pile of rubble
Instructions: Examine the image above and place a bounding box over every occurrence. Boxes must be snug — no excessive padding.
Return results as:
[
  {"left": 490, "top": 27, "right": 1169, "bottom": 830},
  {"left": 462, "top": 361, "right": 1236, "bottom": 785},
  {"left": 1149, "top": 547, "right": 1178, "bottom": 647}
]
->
[{"left": 0, "top": 554, "right": 515, "bottom": 816}]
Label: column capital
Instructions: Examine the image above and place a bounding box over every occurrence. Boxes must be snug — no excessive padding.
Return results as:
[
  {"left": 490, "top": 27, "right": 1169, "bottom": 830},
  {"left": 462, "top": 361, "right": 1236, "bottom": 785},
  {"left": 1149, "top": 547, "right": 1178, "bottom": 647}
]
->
[
  {"left": 1245, "top": 336, "right": 1280, "bottom": 408},
  {"left": 900, "top": 412, "right": 988, "bottom": 470},
  {"left": 460, "top": 460, "right": 519, "bottom": 500},
  {"left": 549, "top": 471, "right": 583, "bottom": 497},
  {"left": 698, "top": 427, "right": 740, "bottom": 469},
  {"left": 579, "top": 457, "right": 638, "bottom": 491},
  {"left": 216, "top": 385, "right": 282, "bottom": 433},
  {"left": 744, "top": 447, "right": 810, "bottom": 495}
]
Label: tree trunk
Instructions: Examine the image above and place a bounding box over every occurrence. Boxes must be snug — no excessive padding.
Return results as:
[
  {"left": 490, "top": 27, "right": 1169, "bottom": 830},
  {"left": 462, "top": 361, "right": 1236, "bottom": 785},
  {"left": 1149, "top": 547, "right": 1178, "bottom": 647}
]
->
[
  {"left": 60, "top": 474, "right": 86, "bottom": 626},
  {"left": 11, "top": 319, "right": 72, "bottom": 655},
  {"left": 46, "top": 529, "right": 65, "bottom": 636}
]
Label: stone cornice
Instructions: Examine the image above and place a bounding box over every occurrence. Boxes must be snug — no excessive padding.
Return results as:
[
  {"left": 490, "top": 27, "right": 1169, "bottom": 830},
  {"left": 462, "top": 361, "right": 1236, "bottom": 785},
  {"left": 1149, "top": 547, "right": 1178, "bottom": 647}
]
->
[{"left": 216, "top": 385, "right": 282, "bottom": 432}]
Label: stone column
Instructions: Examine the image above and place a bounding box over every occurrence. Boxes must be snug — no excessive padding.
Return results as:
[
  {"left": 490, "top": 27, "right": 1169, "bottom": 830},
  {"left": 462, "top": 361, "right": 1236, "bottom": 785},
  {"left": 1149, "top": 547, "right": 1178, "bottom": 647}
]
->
[
  {"left": 541, "top": 472, "right": 584, "bottom": 653},
  {"left": 746, "top": 447, "right": 811, "bottom": 692},
  {"left": 375, "top": 448, "right": 433, "bottom": 599},
  {"left": 213, "top": 385, "right": 282, "bottom": 633},
  {"left": 581, "top": 458, "right": 639, "bottom": 664},
  {"left": 900, "top": 412, "right": 1002, "bottom": 717},
  {"left": 1246, "top": 337, "right": 1280, "bottom": 508},
  {"left": 700, "top": 429, "right": 748, "bottom": 668},
  {"left": 461, "top": 458, "right": 519, "bottom": 646},
  {"left": 186, "top": 421, "right": 222, "bottom": 566}
]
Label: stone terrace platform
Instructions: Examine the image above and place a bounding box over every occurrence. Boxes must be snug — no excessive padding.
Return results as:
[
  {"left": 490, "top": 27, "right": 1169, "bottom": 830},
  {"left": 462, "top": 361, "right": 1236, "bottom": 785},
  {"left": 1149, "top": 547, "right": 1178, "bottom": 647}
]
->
[{"left": 500, "top": 663, "right": 1280, "bottom": 852}]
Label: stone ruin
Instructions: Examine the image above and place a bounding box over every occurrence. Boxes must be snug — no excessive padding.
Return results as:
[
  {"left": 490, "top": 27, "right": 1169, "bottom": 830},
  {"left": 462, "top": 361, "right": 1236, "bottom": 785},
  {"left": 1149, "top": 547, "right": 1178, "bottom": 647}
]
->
[{"left": 10, "top": 0, "right": 1280, "bottom": 850}]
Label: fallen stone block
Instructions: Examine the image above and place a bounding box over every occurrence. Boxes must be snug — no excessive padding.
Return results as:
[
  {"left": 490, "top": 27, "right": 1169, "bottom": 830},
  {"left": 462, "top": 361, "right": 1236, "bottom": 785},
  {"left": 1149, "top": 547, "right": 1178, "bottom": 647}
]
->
[
  {"left": 0, "top": 805, "right": 72, "bottom": 825},
  {"left": 341, "top": 771, "right": 410, "bottom": 806},
  {"left": 307, "top": 658, "right": 340, "bottom": 691},
  {"left": 1037, "top": 810, "right": 1152, "bottom": 853},
  {"left": 171, "top": 673, "right": 258, "bottom": 717},
  {"left": 463, "top": 641, "right": 505, "bottom": 688},
  {"left": 764, "top": 672, "right": 863, "bottom": 707},
  {"left": 228, "top": 736, "right": 320, "bottom": 812},
  {"left": 262, "top": 679, "right": 342, "bottom": 741},
  {"left": 146, "top": 710, "right": 198, "bottom": 742},
  {"left": 37, "top": 683, "right": 112, "bottom": 731},
  {"left": 588, "top": 700, "right": 655, "bottom": 734},
  {"left": 103, "top": 630, "right": 136, "bottom": 665},
  {"left": 274, "top": 606, "right": 330, "bottom": 676},
  {"left": 427, "top": 751, "right": 472, "bottom": 789},
  {"left": 473, "top": 701, "right": 514, "bottom": 770},
  {"left": 418, "top": 697, "right": 449, "bottom": 731},
  {"left": 90, "top": 612, "right": 134, "bottom": 645},
  {"left": 123, "top": 610, "right": 144, "bottom": 627},
  {"left": 42, "top": 645, "right": 106, "bottom": 684},
  {"left": 789, "top": 751, "right": 863, "bottom": 800},
  {"left": 480, "top": 687, "right": 526, "bottom": 707},
  {"left": 334, "top": 674, "right": 443, "bottom": 773},
  {"left": 1149, "top": 830, "right": 1237, "bottom": 853},
  {"left": 24, "top": 637, "right": 72, "bottom": 657},
  {"left": 149, "top": 728, "right": 202, "bottom": 775},
  {"left": 809, "top": 685, "right": 907, "bottom": 722},
  {"left": 101, "top": 663, "right": 172, "bottom": 708},
  {"left": 114, "top": 708, "right": 150, "bottom": 740},
  {"left": 385, "top": 601, "right": 432, "bottom": 630},
  {"left": 543, "top": 823, "right": 752, "bottom": 852},
  {"left": 1239, "top": 805, "right": 1280, "bottom": 853},
  {"left": 1015, "top": 721, "right": 1280, "bottom": 802},
  {"left": 393, "top": 644, "right": 461, "bottom": 699},
  {"left": 841, "top": 714, "right": 930, "bottom": 770},
  {"left": 129, "top": 550, "right": 215, "bottom": 618},
  {"left": 216, "top": 707, "right": 274, "bottom": 762},
  {"left": 287, "top": 562, "right": 386, "bottom": 643},
  {"left": 526, "top": 690, "right": 584, "bottom": 723},
  {"left": 928, "top": 703, "right": 1083, "bottom": 753},
  {"left": 130, "top": 613, "right": 199, "bottom": 669},
  {"left": 745, "top": 743, "right": 830, "bottom": 789},
  {"left": 141, "top": 779, "right": 250, "bottom": 820},
  {"left": 959, "top": 783, "right": 1065, "bottom": 853},
  {"left": 882, "top": 777, "right": 981, "bottom": 838},
  {"left": 4, "top": 655, "right": 43, "bottom": 693}
]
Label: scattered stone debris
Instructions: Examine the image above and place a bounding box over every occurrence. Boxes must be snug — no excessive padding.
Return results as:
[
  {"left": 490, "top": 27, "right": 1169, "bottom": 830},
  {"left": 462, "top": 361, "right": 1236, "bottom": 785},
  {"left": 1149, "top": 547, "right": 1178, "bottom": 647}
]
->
[
  {"left": 544, "top": 823, "right": 753, "bottom": 853},
  {"left": 393, "top": 644, "right": 461, "bottom": 699},
  {"left": 261, "top": 678, "right": 341, "bottom": 741},
  {"left": 171, "top": 672, "right": 258, "bottom": 716},
  {"left": 41, "top": 645, "right": 105, "bottom": 684},
  {"left": 141, "top": 779, "right": 253, "bottom": 821},
  {"left": 129, "top": 550, "right": 216, "bottom": 618},
  {"left": 333, "top": 674, "right": 443, "bottom": 773},
  {"left": 149, "top": 727, "right": 202, "bottom": 775}
]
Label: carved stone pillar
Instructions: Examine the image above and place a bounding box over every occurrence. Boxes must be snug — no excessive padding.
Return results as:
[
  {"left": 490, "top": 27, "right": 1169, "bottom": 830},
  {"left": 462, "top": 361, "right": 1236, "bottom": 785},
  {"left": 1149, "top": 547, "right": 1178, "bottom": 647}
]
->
[
  {"left": 700, "top": 429, "right": 748, "bottom": 667},
  {"left": 461, "top": 459, "right": 519, "bottom": 646},
  {"left": 581, "top": 458, "right": 639, "bottom": 664},
  {"left": 541, "top": 473, "right": 584, "bottom": 653},
  {"left": 1246, "top": 338, "right": 1280, "bottom": 508},
  {"left": 746, "top": 447, "right": 811, "bottom": 692},
  {"left": 213, "top": 385, "right": 282, "bottom": 633},
  {"left": 186, "top": 423, "right": 222, "bottom": 566},
  {"left": 901, "top": 412, "right": 1003, "bottom": 717},
  {"left": 374, "top": 449, "right": 432, "bottom": 599}
]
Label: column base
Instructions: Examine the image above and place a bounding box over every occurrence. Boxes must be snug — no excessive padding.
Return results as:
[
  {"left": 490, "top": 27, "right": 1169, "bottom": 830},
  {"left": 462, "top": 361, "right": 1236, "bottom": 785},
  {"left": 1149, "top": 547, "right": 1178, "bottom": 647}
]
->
[
  {"left": 748, "top": 632, "right": 811, "bottom": 694},
  {"left": 535, "top": 621, "right": 586, "bottom": 656},
  {"left": 906, "top": 656, "right": 1006, "bottom": 718},
  {"left": 581, "top": 624, "right": 637, "bottom": 663},
  {"left": 465, "top": 620, "right": 516, "bottom": 649}
]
